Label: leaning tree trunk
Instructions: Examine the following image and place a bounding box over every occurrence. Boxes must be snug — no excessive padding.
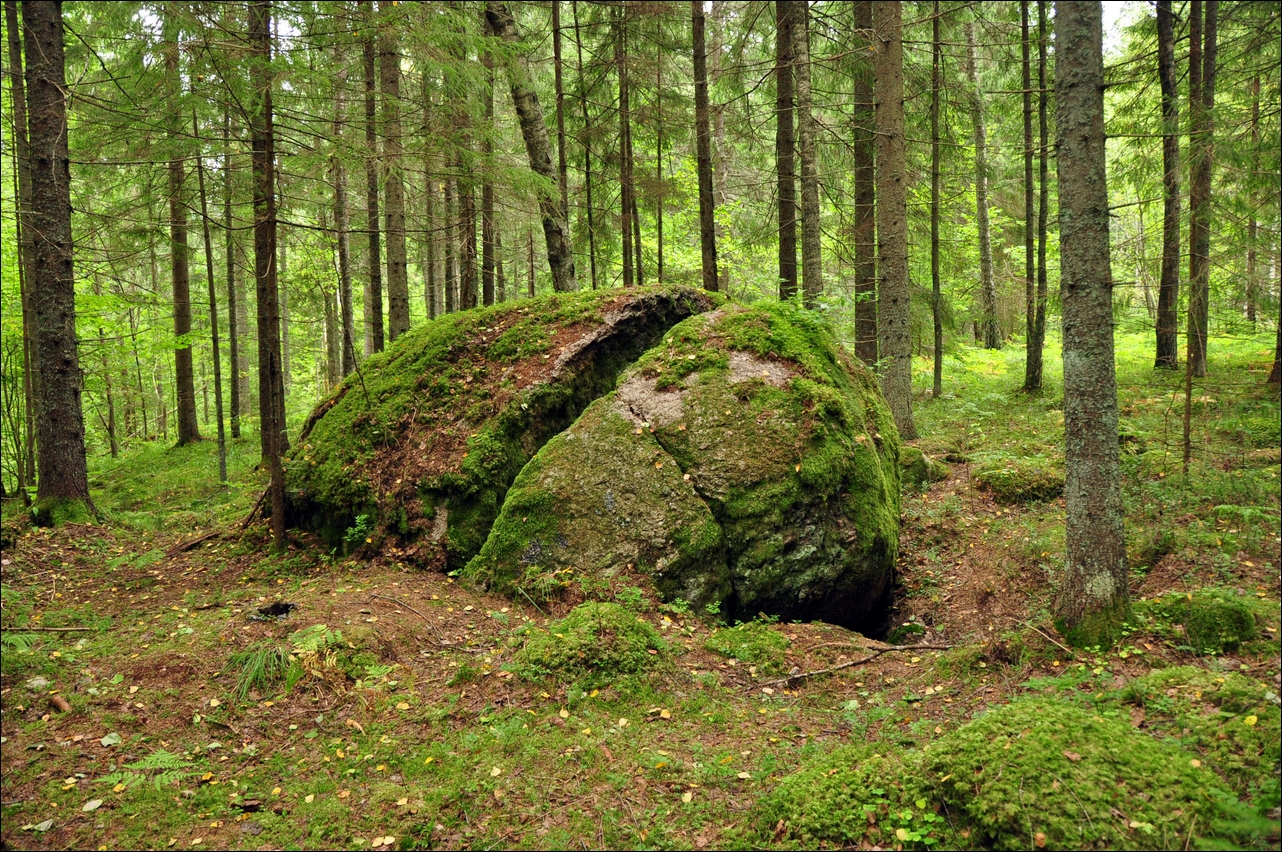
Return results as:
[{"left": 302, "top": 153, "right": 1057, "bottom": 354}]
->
[
  {"left": 166, "top": 14, "right": 200, "bottom": 445},
  {"left": 1153, "top": 0, "right": 1181, "bottom": 369},
  {"left": 1054, "top": 0, "right": 1128, "bottom": 647},
  {"left": 965, "top": 20, "right": 1000, "bottom": 350},
  {"left": 377, "top": 0, "right": 409, "bottom": 340},
  {"left": 874, "top": 1, "right": 915, "bottom": 440},
  {"left": 692, "top": 0, "right": 718, "bottom": 292},
  {"left": 250, "top": 0, "right": 287, "bottom": 552},
  {"left": 775, "top": 0, "right": 797, "bottom": 301},
  {"left": 794, "top": 0, "right": 822, "bottom": 306},
  {"left": 485, "top": 2, "right": 578, "bottom": 293},
  {"left": 23, "top": 0, "right": 91, "bottom": 517},
  {"left": 853, "top": 0, "right": 876, "bottom": 363}
]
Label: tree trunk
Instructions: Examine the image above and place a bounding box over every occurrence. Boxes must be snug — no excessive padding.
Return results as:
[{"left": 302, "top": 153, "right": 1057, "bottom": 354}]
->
[
  {"left": 693, "top": 0, "right": 718, "bottom": 292},
  {"left": 195, "top": 109, "right": 228, "bottom": 485},
  {"left": 362, "top": 0, "right": 384, "bottom": 352},
  {"left": 615, "top": 5, "right": 634, "bottom": 288},
  {"left": 874, "top": 2, "right": 914, "bottom": 440},
  {"left": 23, "top": 0, "right": 91, "bottom": 516},
  {"left": 486, "top": 2, "right": 578, "bottom": 293},
  {"left": 223, "top": 103, "right": 244, "bottom": 436},
  {"left": 775, "top": 0, "right": 797, "bottom": 301},
  {"left": 332, "top": 75, "right": 356, "bottom": 376},
  {"left": 527, "top": 228, "right": 535, "bottom": 296},
  {"left": 794, "top": 1, "right": 821, "bottom": 306},
  {"left": 6, "top": 0, "right": 39, "bottom": 489},
  {"left": 572, "top": 0, "right": 597, "bottom": 289},
  {"left": 930, "top": 0, "right": 942, "bottom": 396},
  {"left": 1245, "top": 75, "right": 1259, "bottom": 324},
  {"left": 1027, "top": 0, "right": 1050, "bottom": 391},
  {"left": 167, "top": 14, "right": 200, "bottom": 445},
  {"left": 495, "top": 228, "right": 506, "bottom": 302},
  {"left": 853, "top": 0, "right": 876, "bottom": 362},
  {"left": 250, "top": 0, "right": 287, "bottom": 552},
  {"left": 1022, "top": 1, "right": 1034, "bottom": 351},
  {"left": 552, "top": 0, "right": 569, "bottom": 221},
  {"left": 1054, "top": 0, "right": 1127, "bottom": 646},
  {"left": 424, "top": 74, "right": 439, "bottom": 320},
  {"left": 1187, "top": 0, "right": 1216, "bottom": 378},
  {"left": 656, "top": 55, "right": 664, "bottom": 284},
  {"left": 444, "top": 174, "right": 457, "bottom": 313},
  {"left": 377, "top": 0, "right": 409, "bottom": 340},
  {"left": 482, "top": 24, "right": 496, "bottom": 307},
  {"left": 1153, "top": 0, "right": 1180, "bottom": 368},
  {"left": 91, "top": 277, "right": 118, "bottom": 459},
  {"left": 964, "top": 20, "right": 1000, "bottom": 350},
  {"left": 458, "top": 159, "right": 477, "bottom": 310}
]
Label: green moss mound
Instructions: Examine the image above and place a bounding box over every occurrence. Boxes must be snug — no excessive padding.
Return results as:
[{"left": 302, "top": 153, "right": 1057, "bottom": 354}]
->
[
  {"left": 285, "top": 286, "right": 716, "bottom": 569},
  {"left": 925, "top": 699, "right": 1230, "bottom": 850},
  {"left": 900, "top": 446, "right": 950, "bottom": 488},
  {"left": 511, "top": 602, "right": 667, "bottom": 686},
  {"left": 463, "top": 396, "right": 728, "bottom": 608},
  {"left": 1136, "top": 590, "right": 1259, "bottom": 653},
  {"left": 704, "top": 622, "right": 791, "bottom": 674},
  {"left": 31, "top": 497, "right": 93, "bottom": 527},
  {"left": 974, "top": 458, "right": 1063, "bottom": 503},
  {"left": 1119, "top": 667, "right": 1281, "bottom": 796},
  {"left": 468, "top": 301, "right": 901, "bottom": 629}
]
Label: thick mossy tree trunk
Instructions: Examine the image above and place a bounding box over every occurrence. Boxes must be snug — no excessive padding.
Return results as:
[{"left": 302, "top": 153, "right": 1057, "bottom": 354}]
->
[
  {"left": 24, "top": 0, "right": 92, "bottom": 522},
  {"left": 774, "top": 0, "right": 797, "bottom": 301},
  {"left": 874, "top": 1, "right": 915, "bottom": 441},
  {"left": 1054, "top": 0, "right": 1128, "bottom": 647},
  {"left": 485, "top": 2, "right": 578, "bottom": 293},
  {"left": 1153, "top": 0, "right": 1181, "bottom": 369}
]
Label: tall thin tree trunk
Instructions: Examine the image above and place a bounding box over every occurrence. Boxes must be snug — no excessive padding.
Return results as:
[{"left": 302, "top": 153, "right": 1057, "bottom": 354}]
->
[
  {"left": 1027, "top": 0, "right": 1050, "bottom": 391},
  {"left": 486, "top": 1, "right": 578, "bottom": 292},
  {"left": 1054, "top": 0, "right": 1127, "bottom": 645},
  {"left": 495, "top": 228, "right": 506, "bottom": 301},
  {"left": 223, "top": 103, "right": 244, "bottom": 436},
  {"left": 377, "top": 0, "right": 409, "bottom": 339},
  {"left": 1245, "top": 75, "right": 1259, "bottom": 324},
  {"left": 332, "top": 75, "right": 356, "bottom": 376},
  {"left": 656, "top": 54, "right": 664, "bottom": 284},
  {"left": 1153, "top": 0, "right": 1180, "bottom": 368},
  {"left": 444, "top": 174, "right": 457, "bottom": 313},
  {"left": 1022, "top": 0, "right": 1035, "bottom": 349},
  {"left": 794, "top": 0, "right": 821, "bottom": 306},
  {"left": 195, "top": 108, "right": 228, "bottom": 485},
  {"left": 573, "top": 0, "right": 597, "bottom": 289},
  {"left": 482, "top": 25, "right": 496, "bottom": 307},
  {"left": 458, "top": 157, "right": 477, "bottom": 310},
  {"left": 92, "top": 277, "right": 118, "bottom": 458},
  {"left": 616, "top": 5, "right": 634, "bottom": 287},
  {"left": 250, "top": 0, "right": 287, "bottom": 551},
  {"left": 1187, "top": 0, "right": 1216, "bottom": 378},
  {"left": 362, "top": 0, "right": 384, "bottom": 352},
  {"left": 552, "top": 0, "right": 569, "bottom": 221},
  {"left": 693, "top": 0, "right": 717, "bottom": 292},
  {"left": 776, "top": 0, "right": 797, "bottom": 301},
  {"left": 6, "top": 0, "right": 38, "bottom": 489},
  {"left": 24, "top": 0, "right": 91, "bottom": 514},
  {"left": 965, "top": 20, "right": 1000, "bottom": 350},
  {"left": 853, "top": 0, "right": 876, "bottom": 361},
  {"left": 527, "top": 228, "right": 535, "bottom": 296},
  {"left": 424, "top": 75, "right": 439, "bottom": 320},
  {"left": 874, "top": 0, "right": 915, "bottom": 439},
  {"left": 280, "top": 243, "right": 291, "bottom": 396},
  {"left": 930, "top": 0, "right": 942, "bottom": 397},
  {"left": 167, "top": 14, "right": 200, "bottom": 445}
]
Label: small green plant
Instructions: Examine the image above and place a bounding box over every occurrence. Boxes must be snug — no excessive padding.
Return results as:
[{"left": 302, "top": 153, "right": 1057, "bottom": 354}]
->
[
  {"left": 615, "top": 585, "right": 648, "bottom": 613},
  {"left": 0, "top": 632, "right": 38, "bottom": 652},
  {"left": 228, "top": 642, "right": 291, "bottom": 703},
  {"left": 98, "top": 750, "right": 201, "bottom": 791},
  {"left": 343, "top": 513, "right": 373, "bottom": 546}
]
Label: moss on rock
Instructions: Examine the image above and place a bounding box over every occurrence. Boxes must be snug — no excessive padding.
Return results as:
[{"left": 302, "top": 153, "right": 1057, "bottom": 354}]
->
[
  {"left": 285, "top": 286, "right": 716, "bottom": 568},
  {"left": 511, "top": 601, "right": 667, "bottom": 686},
  {"left": 703, "top": 621, "right": 791, "bottom": 674},
  {"left": 900, "top": 446, "right": 950, "bottom": 488},
  {"left": 1135, "top": 590, "right": 1259, "bottom": 654},
  {"left": 974, "top": 457, "right": 1064, "bottom": 503}
]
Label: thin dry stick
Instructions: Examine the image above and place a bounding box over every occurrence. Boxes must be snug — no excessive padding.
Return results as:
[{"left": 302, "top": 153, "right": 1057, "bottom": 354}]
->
[
  {"left": 757, "top": 644, "right": 954, "bottom": 688},
  {"left": 0, "top": 625, "right": 95, "bottom": 633},
  {"left": 1021, "top": 621, "right": 1080, "bottom": 658},
  {"left": 367, "top": 592, "right": 448, "bottom": 644}
]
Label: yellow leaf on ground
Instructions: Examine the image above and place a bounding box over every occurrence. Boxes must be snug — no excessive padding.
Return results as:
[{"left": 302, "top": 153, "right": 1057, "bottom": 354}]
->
[
  {"left": 490, "top": 766, "right": 502, "bottom": 777},
  {"left": 304, "top": 794, "right": 315, "bottom": 803},
  {"left": 1244, "top": 715, "right": 1258, "bottom": 726},
  {"left": 559, "top": 708, "right": 570, "bottom": 719},
  {"left": 682, "top": 791, "right": 693, "bottom": 803}
]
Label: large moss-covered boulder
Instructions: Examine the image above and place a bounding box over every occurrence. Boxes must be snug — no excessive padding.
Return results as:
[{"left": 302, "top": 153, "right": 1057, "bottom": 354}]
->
[
  {"left": 285, "top": 286, "right": 717, "bottom": 569},
  {"left": 466, "top": 302, "right": 901, "bottom": 628}
]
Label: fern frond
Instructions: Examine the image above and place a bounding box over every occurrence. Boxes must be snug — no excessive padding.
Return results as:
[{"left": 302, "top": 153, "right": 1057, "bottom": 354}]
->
[
  {"left": 124, "top": 750, "right": 188, "bottom": 771},
  {"left": 0, "top": 632, "right": 38, "bottom": 651}
]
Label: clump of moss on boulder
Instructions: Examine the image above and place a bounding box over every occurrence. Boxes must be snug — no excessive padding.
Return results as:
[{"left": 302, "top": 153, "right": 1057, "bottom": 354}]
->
[
  {"left": 899, "top": 446, "right": 950, "bottom": 488},
  {"left": 466, "top": 301, "right": 901, "bottom": 629},
  {"left": 1135, "top": 589, "right": 1259, "bottom": 653},
  {"left": 973, "top": 457, "right": 1063, "bottom": 503},
  {"left": 759, "top": 698, "right": 1234, "bottom": 851},
  {"left": 511, "top": 602, "right": 667, "bottom": 686},
  {"left": 285, "top": 286, "right": 716, "bottom": 569},
  {"left": 704, "top": 621, "right": 791, "bottom": 674}
]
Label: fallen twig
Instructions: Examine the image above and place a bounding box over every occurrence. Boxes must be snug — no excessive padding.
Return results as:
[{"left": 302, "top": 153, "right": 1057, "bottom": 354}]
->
[
  {"left": 367, "top": 592, "right": 449, "bottom": 644},
  {"left": 757, "top": 643, "right": 955, "bottom": 688},
  {"left": 0, "top": 625, "right": 95, "bottom": 633},
  {"left": 240, "top": 488, "right": 269, "bottom": 530},
  {"left": 166, "top": 530, "right": 221, "bottom": 556},
  {"left": 206, "top": 717, "right": 240, "bottom": 736},
  {"left": 1019, "top": 621, "right": 1080, "bottom": 659}
]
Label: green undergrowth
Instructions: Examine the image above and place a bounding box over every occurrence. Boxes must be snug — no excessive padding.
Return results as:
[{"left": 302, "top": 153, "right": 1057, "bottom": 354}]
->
[
  {"left": 1133, "top": 589, "right": 1264, "bottom": 653},
  {"left": 704, "top": 621, "right": 790, "bottom": 674},
  {"left": 759, "top": 697, "right": 1245, "bottom": 850},
  {"left": 972, "top": 457, "right": 1064, "bottom": 503},
  {"left": 900, "top": 446, "right": 950, "bottom": 489},
  {"left": 510, "top": 602, "right": 668, "bottom": 687}
]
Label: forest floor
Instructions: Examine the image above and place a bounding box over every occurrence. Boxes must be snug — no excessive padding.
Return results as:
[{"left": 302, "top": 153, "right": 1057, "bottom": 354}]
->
[{"left": 1, "top": 330, "right": 1279, "bottom": 851}]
